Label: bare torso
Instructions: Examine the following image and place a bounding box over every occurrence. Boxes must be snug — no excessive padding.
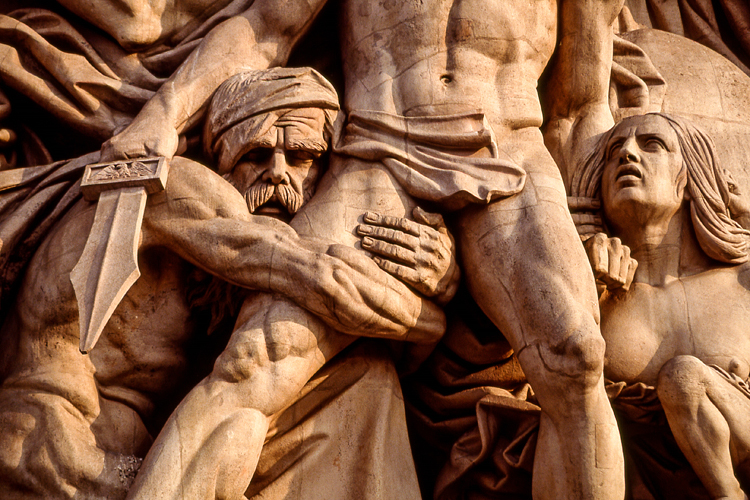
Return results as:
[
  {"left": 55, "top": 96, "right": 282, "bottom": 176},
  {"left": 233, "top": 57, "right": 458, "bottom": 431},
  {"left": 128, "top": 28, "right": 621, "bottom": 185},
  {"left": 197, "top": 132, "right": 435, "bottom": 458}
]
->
[
  {"left": 600, "top": 265, "right": 750, "bottom": 386},
  {"left": 340, "top": 0, "right": 557, "bottom": 131},
  {"left": 0, "top": 196, "right": 200, "bottom": 452}
]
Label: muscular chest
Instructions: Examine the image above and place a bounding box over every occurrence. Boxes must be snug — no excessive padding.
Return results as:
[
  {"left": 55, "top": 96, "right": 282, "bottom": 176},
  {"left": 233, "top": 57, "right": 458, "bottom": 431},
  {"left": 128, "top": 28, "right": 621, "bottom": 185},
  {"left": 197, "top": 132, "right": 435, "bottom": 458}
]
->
[
  {"left": 343, "top": 0, "right": 556, "bottom": 65},
  {"left": 446, "top": 0, "right": 557, "bottom": 61}
]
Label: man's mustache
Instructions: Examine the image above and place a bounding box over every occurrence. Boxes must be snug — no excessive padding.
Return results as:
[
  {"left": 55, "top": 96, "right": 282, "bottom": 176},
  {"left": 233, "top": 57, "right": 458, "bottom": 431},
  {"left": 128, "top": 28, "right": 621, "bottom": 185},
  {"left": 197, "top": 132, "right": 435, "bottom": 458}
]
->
[{"left": 245, "top": 182, "right": 303, "bottom": 215}]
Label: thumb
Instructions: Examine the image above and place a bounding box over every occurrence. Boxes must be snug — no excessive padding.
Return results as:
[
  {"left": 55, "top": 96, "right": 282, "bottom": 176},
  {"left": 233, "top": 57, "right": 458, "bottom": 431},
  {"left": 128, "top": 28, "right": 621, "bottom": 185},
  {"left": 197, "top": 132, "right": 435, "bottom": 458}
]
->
[{"left": 413, "top": 206, "right": 445, "bottom": 228}]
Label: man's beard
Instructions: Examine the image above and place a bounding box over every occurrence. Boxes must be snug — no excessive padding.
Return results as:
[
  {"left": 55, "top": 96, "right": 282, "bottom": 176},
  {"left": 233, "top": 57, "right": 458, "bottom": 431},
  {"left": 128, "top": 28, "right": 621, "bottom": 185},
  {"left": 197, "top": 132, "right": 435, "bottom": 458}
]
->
[{"left": 245, "top": 182, "right": 304, "bottom": 215}]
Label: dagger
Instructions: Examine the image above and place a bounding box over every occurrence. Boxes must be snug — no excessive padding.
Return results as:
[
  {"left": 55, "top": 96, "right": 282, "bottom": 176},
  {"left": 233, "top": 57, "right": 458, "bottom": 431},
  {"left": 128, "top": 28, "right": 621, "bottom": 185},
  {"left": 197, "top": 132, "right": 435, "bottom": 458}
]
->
[{"left": 71, "top": 156, "right": 169, "bottom": 354}]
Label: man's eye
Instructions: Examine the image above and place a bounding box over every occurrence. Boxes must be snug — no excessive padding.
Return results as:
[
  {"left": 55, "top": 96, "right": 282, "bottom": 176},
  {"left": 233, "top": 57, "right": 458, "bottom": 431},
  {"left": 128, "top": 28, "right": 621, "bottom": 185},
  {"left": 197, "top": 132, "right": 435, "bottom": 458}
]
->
[
  {"left": 288, "top": 151, "right": 317, "bottom": 162},
  {"left": 244, "top": 148, "right": 273, "bottom": 162}
]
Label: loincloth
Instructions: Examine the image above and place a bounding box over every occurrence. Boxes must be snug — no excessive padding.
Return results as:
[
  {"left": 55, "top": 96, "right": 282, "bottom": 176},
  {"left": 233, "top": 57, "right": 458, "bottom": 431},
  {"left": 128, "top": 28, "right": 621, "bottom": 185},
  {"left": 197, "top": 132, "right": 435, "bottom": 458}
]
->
[{"left": 334, "top": 110, "right": 526, "bottom": 211}]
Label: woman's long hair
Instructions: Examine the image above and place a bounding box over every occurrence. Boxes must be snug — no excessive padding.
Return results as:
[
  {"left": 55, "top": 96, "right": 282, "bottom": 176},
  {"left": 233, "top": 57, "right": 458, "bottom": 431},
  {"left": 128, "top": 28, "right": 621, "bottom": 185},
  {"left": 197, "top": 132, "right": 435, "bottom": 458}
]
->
[{"left": 571, "top": 113, "right": 750, "bottom": 264}]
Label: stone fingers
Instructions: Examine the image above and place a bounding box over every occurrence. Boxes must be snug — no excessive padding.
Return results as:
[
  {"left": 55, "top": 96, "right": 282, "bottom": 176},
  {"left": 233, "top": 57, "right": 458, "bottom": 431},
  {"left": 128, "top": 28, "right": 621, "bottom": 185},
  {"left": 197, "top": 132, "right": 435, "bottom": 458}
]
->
[
  {"left": 357, "top": 224, "right": 420, "bottom": 250},
  {"left": 585, "top": 233, "right": 638, "bottom": 292},
  {"left": 361, "top": 236, "right": 418, "bottom": 265},
  {"left": 363, "top": 211, "right": 420, "bottom": 235},
  {"left": 372, "top": 256, "right": 420, "bottom": 285}
]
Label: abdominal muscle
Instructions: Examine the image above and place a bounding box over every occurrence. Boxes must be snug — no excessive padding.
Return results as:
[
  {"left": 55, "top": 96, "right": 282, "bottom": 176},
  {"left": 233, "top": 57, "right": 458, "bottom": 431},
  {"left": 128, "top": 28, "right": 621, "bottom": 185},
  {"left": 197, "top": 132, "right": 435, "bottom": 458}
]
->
[{"left": 341, "top": 0, "right": 555, "bottom": 131}]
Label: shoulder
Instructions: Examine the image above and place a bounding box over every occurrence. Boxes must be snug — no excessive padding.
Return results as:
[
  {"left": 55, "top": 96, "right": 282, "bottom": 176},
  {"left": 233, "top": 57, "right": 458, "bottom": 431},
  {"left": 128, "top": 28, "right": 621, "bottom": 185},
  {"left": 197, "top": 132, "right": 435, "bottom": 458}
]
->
[{"left": 149, "top": 156, "right": 249, "bottom": 221}]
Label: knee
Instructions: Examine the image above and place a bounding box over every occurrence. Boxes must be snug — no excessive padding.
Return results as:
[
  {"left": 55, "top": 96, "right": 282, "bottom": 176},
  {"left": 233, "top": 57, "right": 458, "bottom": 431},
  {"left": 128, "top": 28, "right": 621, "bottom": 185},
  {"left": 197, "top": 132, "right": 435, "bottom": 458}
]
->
[
  {"left": 534, "top": 329, "right": 606, "bottom": 390},
  {"left": 657, "top": 355, "right": 707, "bottom": 409}
]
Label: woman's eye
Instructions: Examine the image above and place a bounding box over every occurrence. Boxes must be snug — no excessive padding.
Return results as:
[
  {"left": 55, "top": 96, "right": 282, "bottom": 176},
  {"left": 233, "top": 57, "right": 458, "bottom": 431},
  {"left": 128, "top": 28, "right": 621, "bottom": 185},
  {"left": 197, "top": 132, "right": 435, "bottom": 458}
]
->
[
  {"left": 644, "top": 138, "right": 665, "bottom": 150},
  {"left": 607, "top": 143, "right": 622, "bottom": 159}
]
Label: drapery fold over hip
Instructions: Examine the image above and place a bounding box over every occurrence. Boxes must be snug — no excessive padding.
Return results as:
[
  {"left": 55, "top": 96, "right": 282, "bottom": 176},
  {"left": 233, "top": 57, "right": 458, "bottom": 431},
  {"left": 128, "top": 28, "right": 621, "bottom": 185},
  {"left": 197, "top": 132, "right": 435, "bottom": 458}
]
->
[{"left": 335, "top": 110, "right": 526, "bottom": 211}]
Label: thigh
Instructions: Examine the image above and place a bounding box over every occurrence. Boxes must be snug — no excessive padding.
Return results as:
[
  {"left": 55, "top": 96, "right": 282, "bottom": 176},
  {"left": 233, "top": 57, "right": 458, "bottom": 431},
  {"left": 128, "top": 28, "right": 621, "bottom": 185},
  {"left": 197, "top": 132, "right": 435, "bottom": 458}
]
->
[
  {"left": 458, "top": 133, "right": 599, "bottom": 352},
  {"left": 212, "top": 293, "right": 356, "bottom": 414},
  {"left": 291, "top": 155, "right": 418, "bottom": 245},
  {"left": 214, "top": 158, "right": 421, "bottom": 409},
  {"left": 248, "top": 340, "right": 421, "bottom": 500}
]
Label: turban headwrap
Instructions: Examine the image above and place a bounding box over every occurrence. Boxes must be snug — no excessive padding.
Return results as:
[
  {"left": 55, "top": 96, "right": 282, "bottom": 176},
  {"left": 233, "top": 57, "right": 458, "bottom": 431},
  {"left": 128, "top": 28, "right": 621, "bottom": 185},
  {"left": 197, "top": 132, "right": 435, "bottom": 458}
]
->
[{"left": 204, "top": 67, "right": 339, "bottom": 173}]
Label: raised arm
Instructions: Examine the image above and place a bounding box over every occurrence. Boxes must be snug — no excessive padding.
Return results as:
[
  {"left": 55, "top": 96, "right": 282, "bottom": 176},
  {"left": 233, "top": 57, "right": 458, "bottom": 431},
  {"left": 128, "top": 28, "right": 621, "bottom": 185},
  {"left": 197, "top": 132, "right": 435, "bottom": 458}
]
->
[
  {"left": 101, "top": 0, "right": 328, "bottom": 161},
  {"left": 544, "top": 0, "right": 624, "bottom": 190},
  {"left": 143, "top": 157, "right": 446, "bottom": 343}
]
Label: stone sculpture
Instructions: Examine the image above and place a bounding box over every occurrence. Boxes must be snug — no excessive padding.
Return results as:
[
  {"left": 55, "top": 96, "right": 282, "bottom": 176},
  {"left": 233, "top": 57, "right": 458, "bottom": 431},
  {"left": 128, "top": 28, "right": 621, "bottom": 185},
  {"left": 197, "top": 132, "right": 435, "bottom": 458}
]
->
[
  {"left": 0, "top": 67, "right": 454, "bottom": 499},
  {"left": 573, "top": 113, "right": 750, "bottom": 499},
  {"left": 105, "top": 0, "right": 632, "bottom": 498},
  {"left": 4, "top": 0, "right": 750, "bottom": 498}
]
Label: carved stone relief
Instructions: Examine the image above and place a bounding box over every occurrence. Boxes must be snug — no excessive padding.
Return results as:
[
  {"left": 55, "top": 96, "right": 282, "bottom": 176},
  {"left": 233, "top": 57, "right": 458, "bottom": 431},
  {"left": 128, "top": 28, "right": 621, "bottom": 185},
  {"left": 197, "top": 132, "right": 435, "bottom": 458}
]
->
[{"left": 0, "top": 1, "right": 749, "bottom": 499}]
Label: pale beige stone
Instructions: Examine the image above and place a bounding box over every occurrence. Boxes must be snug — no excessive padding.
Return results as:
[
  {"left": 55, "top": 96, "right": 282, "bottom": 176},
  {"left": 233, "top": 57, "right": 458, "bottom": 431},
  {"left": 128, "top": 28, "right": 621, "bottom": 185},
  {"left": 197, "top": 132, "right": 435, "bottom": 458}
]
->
[
  {"left": 3, "top": 0, "right": 750, "bottom": 497},
  {"left": 572, "top": 113, "right": 750, "bottom": 499},
  {"left": 117, "top": 0, "right": 627, "bottom": 498},
  {"left": 0, "top": 68, "right": 452, "bottom": 499}
]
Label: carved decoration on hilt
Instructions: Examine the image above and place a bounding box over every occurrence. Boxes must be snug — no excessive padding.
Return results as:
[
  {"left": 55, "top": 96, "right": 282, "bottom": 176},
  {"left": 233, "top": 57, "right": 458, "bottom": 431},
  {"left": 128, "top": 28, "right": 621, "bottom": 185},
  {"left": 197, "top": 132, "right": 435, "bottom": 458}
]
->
[{"left": 80, "top": 156, "right": 169, "bottom": 201}]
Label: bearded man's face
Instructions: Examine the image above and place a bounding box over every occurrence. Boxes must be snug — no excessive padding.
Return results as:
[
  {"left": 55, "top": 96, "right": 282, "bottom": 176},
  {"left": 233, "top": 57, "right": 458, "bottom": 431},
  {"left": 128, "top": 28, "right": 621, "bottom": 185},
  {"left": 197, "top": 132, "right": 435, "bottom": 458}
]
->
[{"left": 223, "top": 107, "right": 327, "bottom": 222}]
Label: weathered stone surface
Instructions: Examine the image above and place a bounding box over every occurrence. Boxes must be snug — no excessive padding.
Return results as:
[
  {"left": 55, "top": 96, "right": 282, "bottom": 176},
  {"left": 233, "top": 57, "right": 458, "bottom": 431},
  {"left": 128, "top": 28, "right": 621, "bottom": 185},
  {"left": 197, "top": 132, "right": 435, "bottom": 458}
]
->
[{"left": 0, "top": 1, "right": 750, "bottom": 499}]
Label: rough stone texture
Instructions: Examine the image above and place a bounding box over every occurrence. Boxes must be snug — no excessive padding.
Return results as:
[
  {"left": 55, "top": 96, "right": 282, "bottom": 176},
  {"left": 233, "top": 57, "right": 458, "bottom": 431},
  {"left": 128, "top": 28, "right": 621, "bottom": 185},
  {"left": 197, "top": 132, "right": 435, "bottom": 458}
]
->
[{"left": 0, "top": 1, "right": 749, "bottom": 499}]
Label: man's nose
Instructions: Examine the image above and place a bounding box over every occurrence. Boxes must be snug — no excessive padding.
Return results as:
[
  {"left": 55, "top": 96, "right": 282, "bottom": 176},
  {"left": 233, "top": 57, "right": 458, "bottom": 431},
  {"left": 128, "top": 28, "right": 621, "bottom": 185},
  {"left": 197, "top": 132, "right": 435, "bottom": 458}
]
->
[
  {"left": 262, "top": 147, "right": 289, "bottom": 184},
  {"left": 619, "top": 138, "right": 640, "bottom": 164}
]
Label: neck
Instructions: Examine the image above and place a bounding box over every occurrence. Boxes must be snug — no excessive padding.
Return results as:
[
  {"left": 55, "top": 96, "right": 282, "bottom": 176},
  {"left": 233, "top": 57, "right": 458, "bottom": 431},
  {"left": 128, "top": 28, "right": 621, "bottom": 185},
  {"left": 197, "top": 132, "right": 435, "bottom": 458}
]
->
[{"left": 613, "top": 204, "right": 708, "bottom": 286}]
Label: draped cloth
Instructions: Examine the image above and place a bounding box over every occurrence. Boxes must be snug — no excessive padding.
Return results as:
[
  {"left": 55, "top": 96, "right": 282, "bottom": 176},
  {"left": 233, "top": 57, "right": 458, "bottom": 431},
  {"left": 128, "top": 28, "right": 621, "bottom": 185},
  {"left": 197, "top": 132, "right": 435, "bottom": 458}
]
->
[
  {"left": 0, "top": 2, "right": 252, "bottom": 140},
  {"left": 610, "top": 34, "right": 667, "bottom": 122},
  {"left": 604, "top": 365, "right": 750, "bottom": 500},
  {"left": 0, "top": 154, "right": 91, "bottom": 311},
  {"left": 403, "top": 293, "right": 540, "bottom": 500},
  {"left": 335, "top": 110, "right": 527, "bottom": 211},
  {"left": 624, "top": 0, "right": 750, "bottom": 76}
]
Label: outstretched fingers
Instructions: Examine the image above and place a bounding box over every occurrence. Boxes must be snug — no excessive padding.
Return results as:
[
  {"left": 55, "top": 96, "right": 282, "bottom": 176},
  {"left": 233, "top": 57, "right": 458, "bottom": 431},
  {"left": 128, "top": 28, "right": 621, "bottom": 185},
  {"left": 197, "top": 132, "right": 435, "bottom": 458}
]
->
[{"left": 356, "top": 209, "right": 459, "bottom": 304}]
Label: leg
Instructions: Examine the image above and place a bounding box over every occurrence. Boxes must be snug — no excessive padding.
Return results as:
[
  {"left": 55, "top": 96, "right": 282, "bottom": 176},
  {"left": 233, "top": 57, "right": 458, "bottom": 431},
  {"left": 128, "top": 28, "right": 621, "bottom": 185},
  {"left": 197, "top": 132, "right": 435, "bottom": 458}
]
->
[
  {"left": 457, "top": 133, "right": 624, "bottom": 500},
  {"left": 248, "top": 340, "right": 421, "bottom": 500},
  {"left": 658, "top": 356, "right": 750, "bottom": 500},
  {"left": 128, "top": 157, "right": 421, "bottom": 500},
  {"left": 127, "top": 294, "right": 355, "bottom": 500}
]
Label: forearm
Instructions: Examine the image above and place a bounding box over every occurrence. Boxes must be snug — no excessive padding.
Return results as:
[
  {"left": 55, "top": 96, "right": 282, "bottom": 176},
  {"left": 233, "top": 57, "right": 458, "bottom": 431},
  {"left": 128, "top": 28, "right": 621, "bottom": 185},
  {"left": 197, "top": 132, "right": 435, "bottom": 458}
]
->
[
  {"left": 272, "top": 244, "right": 446, "bottom": 343},
  {"left": 108, "top": 0, "right": 326, "bottom": 160},
  {"left": 146, "top": 157, "right": 445, "bottom": 341},
  {"left": 545, "top": 0, "right": 622, "bottom": 187},
  {"left": 139, "top": 16, "right": 286, "bottom": 134},
  {"left": 551, "top": 0, "right": 623, "bottom": 116},
  {"left": 148, "top": 212, "right": 444, "bottom": 342}
]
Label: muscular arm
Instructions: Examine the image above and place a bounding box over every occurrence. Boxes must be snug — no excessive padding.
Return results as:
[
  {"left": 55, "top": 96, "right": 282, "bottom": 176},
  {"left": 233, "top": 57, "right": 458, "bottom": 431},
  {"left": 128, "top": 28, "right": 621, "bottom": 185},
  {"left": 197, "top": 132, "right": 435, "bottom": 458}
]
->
[
  {"left": 143, "top": 157, "right": 445, "bottom": 343},
  {"left": 544, "top": 0, "right": 623, "bottom": 190},
  {"left": 102, "top": 0, "right": 328, "bottom": 161}
]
